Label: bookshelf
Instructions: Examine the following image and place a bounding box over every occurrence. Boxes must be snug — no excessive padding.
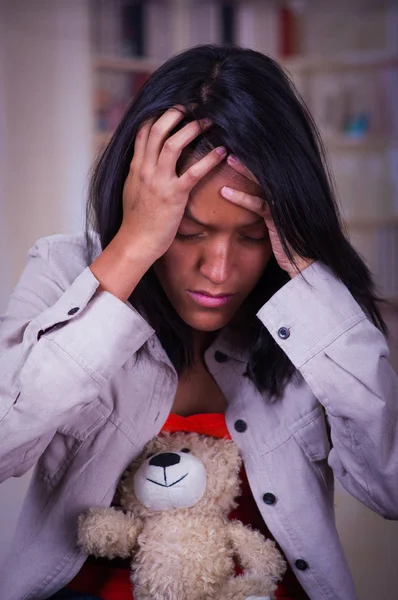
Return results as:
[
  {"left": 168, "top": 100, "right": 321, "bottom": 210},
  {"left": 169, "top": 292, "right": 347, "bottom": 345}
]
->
[
  {"left": 90, "top": 1, "right": 398, "bottom": 307},
  {"left": 93, "top": 55, "right": 161, "bottom": 73},
  {"left": 282, "top": 50, "right": 398, "bottom": 74},
  {"left": 283, "top": 45, "right": 398, "bottom": 308},
  {"left": 324, "top": 134, "right": 398, "bottom": 152},
  {"left": 345, "top": 215, "right": 398, "bottom": 230}
]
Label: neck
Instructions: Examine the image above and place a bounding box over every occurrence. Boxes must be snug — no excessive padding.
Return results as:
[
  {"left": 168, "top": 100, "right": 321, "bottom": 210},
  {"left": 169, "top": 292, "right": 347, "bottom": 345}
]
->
[{"left": 192, "top": 329, "right": 218, "bottom": 364}]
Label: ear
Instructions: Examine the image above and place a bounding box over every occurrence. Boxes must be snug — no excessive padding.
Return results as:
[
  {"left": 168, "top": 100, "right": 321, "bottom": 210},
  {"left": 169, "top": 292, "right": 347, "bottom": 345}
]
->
[
  {"left": 205, "top": 437, "right": 242, "bottom": 473},
  {"left": 196, "top": 437, "right": 242, "bottom": 511}
]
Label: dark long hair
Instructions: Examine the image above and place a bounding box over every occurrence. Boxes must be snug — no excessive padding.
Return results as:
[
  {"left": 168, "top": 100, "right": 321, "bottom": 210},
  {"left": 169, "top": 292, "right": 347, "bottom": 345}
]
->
[{"left": 86, "top": 44, "right": 387, "bottom": 398}]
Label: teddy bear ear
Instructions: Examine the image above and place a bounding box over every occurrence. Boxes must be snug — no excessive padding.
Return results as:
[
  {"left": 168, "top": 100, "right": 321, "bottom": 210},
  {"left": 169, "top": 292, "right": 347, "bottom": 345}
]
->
[
  {"left": 200, "top": 436, "right": 242, "bottom": 473},
  {"left": 218, "top": 438, "right": 242, "bottom": 471}
]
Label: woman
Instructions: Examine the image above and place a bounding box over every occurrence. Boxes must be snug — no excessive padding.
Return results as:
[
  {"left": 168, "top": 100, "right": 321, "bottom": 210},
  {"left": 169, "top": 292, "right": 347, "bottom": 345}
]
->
[{"left": 0, "top": 44, "right": 397, "bottom": 600}]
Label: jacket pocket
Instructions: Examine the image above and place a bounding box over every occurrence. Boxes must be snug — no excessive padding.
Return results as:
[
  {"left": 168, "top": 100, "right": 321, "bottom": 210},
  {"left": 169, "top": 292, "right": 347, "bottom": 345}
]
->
[
  {"left": 38, "top": 432, "right": 82, "bottom": 487},
  {"left": 291, "top": 407, "right": 332, "bottom": 490},
  {"left": 37, "top": 401, "right": 109, "bottom": 487}
]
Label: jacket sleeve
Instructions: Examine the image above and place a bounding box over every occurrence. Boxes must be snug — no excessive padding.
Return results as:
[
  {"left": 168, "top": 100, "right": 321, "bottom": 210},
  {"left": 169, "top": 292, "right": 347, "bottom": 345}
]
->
[
  {"left": 0, "top": 237, "right": 154, "bottom": 481},
  {"left": 257, "top": 261, "right": 398, "bottom": 520}
]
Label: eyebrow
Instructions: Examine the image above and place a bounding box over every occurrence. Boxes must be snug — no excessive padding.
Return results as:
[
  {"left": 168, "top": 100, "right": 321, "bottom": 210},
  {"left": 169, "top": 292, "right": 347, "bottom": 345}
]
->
[{"left": 183, "top": 206, "right": 264, "bottom": 228}]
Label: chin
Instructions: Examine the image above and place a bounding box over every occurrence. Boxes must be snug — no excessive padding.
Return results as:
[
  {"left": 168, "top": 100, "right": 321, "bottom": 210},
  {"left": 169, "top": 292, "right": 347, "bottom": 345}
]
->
[{"left": 179, "top": 309, "right": 234, "bottom": 332}]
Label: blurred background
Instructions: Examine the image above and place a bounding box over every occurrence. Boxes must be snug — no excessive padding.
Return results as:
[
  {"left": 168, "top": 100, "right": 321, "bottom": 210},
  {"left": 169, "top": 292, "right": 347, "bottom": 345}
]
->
[{"left": 0, "top": 0, "right": 397, "bottom": 598}]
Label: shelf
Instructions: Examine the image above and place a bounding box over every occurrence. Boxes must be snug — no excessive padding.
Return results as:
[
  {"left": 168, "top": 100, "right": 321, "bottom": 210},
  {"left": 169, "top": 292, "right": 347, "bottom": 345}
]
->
[
  {"left": 93, "top": 55, "right": 161, "bottom": 73},
  {"left": 324, "top": 135, "right": 398, "bottom": 152},
  {"left": 95, "top": 130, "right": 397, "bottom": 153},
  {"left": 94, "top": 51, "right": 398, "bottom": 76},
  {"left": 94, "top": 130, "right": 398, "bottom": 152},
  {"left": 345, "top": 216, "right": 398, "bottom": 230},
  {"left": 282, "top": 50, "right": 398, "bottom": 74}
]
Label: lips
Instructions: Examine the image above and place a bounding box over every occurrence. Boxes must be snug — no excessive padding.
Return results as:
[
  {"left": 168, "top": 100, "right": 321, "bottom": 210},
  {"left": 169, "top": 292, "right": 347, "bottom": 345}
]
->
[{"left": 187, "top": 290, "right": 235, "bottom": 308}]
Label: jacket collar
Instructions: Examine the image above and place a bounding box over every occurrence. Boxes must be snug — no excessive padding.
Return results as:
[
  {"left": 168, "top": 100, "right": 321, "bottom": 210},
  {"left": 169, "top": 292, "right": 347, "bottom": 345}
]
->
[
  {"left": 144, "top": 325, "right": 249, "bottom": 367},
  {"left": 210, "top": 326, "right": 249, "bottom": 364}
]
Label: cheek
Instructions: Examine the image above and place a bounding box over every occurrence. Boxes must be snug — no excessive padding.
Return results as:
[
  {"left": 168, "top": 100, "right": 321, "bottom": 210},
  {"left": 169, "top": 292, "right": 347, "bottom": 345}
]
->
[
  {"left": 239, "top": 245, "right": 273, "bottom": 284},
  {"left": 154, "top": 245, "right": 191, "bottom": 288}
]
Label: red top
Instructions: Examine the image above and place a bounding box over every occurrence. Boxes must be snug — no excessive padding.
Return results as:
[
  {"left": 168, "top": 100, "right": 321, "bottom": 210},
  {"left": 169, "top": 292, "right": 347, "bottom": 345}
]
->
[{"left": 67, "top": 413, "right": 309, "bottom": 600}]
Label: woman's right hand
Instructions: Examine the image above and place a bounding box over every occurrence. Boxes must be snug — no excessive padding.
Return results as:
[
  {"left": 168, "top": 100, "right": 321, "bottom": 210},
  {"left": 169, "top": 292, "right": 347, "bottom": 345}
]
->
[{"left": 119, "top": 107, "right": 227, "bottom": 261}]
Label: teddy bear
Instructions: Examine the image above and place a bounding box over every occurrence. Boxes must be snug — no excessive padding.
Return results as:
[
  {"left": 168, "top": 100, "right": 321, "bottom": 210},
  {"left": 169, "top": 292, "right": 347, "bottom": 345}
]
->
[{"left": 77, "top": 431, "right": 286, "bottom": 600}]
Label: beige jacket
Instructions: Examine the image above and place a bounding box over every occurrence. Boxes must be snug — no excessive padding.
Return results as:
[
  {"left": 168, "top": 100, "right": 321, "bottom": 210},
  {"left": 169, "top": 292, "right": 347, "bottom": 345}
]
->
[{"left": 0, "top": 233, "right": 397, "bottom": 600}]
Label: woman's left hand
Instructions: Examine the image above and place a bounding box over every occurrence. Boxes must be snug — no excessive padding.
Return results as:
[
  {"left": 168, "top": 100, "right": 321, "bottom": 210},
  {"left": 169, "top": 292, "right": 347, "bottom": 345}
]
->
[{"left": 221, "top": 155, "right": 314, "bottom": 278}]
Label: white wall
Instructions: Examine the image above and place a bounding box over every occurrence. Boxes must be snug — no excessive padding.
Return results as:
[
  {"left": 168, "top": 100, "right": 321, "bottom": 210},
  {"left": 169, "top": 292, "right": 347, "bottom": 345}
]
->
[
  {"left": 335, "top": 304, "right": 398, "bottom": 599},
  {"left": 0, "top": 0, "right": 92, "bottom": 566},
  {"left": 1, "top": 0, "right": 92, "bottom": 285},
  {"left": 336, "top": 481, "right": 398, "bottom": 600}
]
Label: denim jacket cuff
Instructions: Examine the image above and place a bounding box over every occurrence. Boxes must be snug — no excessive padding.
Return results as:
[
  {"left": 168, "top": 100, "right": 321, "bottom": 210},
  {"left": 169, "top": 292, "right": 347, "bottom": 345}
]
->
[
  {"left": 27, "top": 266, "right": 154, "bottom": 383},
  {"left": 256, "top": 261, "right": 366, "bottom": 368}
]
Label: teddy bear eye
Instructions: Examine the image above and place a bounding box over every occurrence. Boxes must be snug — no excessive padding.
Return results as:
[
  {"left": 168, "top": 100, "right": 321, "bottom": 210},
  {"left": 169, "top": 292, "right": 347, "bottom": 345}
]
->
[{"left": 180, "top": 448, "right": 191, "bottom": 453}]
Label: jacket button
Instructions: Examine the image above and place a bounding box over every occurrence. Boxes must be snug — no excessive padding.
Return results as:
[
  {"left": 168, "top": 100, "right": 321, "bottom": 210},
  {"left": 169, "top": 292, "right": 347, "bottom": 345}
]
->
[
  {"left": 214, "top": 351, "right": 228, "bottom": 363},
  {"left": 263, "top": 493, "right": 276, "bottom": 505},
  {"left": 68, "top": 307, "right": 79, "bottom": 315},
  {"left": 295, "top": 559, "right": 309, "bottom": 571},
  {"left": 278, "top": 326, "right": 290, "bottom": 340},
  {"left": 234, "top": 419, "right": 247, "bottom": 433}
]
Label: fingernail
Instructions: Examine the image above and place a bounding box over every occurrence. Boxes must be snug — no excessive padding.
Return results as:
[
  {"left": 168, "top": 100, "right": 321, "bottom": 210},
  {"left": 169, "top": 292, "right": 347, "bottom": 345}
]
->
[
  {"left": 222, "top": 186, "right": 233, "bottom": 197},
  {"left": 202, "top": 118, "right": 212, "bottom": 126},
  {"left": 216, "top": 146, "right": 227, "bottom": 155},
  {"left": 227, "top": 155, "right": 239, "bottom": 164}
]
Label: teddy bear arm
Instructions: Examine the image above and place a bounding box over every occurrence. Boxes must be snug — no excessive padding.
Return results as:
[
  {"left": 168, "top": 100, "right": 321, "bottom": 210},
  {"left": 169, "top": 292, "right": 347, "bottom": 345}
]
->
[
  {"left": 77, "top": 507, "right": 142, "bottom": 559},
  {"left": 226, "top": 521, "right": 286, "bottom": 581}
]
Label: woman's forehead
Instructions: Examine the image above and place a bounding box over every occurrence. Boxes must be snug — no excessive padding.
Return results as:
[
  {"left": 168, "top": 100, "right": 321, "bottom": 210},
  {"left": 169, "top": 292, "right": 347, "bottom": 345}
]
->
[
  {"left": 188, "top": 159, "right": 262, "bottom": 198},
  {"left": 186, "top": 163, "right": 264, "bottom": 228}
]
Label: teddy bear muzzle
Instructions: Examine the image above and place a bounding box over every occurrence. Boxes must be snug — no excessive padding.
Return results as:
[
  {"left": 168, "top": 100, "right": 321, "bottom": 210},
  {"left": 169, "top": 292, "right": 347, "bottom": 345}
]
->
[{"left": 133, "top": 450, "right": 207, "bottom": 511}]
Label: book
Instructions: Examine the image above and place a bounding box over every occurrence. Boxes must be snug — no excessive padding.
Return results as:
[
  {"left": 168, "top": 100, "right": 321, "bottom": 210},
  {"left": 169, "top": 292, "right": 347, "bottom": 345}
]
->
[{"left": 121, "top": 1, "right": 145, "bottom": 57}]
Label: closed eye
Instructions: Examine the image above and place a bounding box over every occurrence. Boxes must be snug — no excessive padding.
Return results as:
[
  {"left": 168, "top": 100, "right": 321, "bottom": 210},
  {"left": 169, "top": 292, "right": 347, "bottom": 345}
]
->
[
  {"left": 176, "top": 232, "right": 268, "bottom": 244},
  {"left": 243, "top": 235, "right": 268, "bottom": 244},
  {"left": 175, "top": 232, "right": 202, "bottom": 240}
]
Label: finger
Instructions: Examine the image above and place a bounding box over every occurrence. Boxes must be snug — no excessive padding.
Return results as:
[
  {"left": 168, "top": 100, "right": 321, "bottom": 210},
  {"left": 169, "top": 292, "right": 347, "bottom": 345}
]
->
[
  {"left": 157, "top": 117, "right": 213, "bottom": 174},
  {"left": 179, "top": 146, "right": 227, "bottom": 192},
  {"left": 221, "top": 186, "right": 268, "bottom": 218},
  {"left": 133, "top": 105, "right": 186, "bottom": 167},
  {"left": 227, "top": 155, "right": 259, "bottom": 184},
  {"left": 221, "top": 187, "right": 278, "bottom": 235},
  {"left": 132, "top": 118, "right": 155, "bottom": 166},
  {"left": 144, "top": 106, "right": 188, "bottom": 170}
]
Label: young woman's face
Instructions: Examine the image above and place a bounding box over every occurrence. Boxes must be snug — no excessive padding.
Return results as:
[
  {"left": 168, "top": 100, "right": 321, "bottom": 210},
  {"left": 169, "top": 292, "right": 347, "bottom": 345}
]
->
[{"left": 154, "top": 162, "right": 273, "bottom": 332}]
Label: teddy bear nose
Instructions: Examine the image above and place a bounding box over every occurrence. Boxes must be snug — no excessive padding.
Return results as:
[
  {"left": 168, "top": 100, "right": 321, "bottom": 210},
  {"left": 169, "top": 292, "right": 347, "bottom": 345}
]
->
[{"left": 149, "top": 452, "right": 181, "bottom": 468}]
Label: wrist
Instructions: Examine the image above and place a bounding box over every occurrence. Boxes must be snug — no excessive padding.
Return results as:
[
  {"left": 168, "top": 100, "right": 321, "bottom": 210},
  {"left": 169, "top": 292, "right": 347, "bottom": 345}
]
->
[
  {"left": 115, "top": 226, "right": 160, "bottom": 267},
  {"left": 90, "top": 231, "right": 157, "bottom": 303}
]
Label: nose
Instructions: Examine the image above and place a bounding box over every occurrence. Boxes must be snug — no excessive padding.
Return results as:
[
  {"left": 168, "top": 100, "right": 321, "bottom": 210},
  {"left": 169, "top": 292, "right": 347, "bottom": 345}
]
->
[
  {"left": 149, "top": 452, "right": 181, "bottom": 468},
  {"left": 198, "top": 240, "right": 233, "bottom": 285}
]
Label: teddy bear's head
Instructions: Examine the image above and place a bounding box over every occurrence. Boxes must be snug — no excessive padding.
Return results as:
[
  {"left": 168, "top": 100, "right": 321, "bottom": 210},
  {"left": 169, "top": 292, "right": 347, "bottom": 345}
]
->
[{"left": 118, "top": 432, "right": 242, "bottom": 519}]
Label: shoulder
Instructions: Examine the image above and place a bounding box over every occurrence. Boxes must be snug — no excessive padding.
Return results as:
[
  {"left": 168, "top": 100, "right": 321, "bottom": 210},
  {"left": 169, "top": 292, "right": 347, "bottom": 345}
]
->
[{"left": 28, "top": 231, "right": 101, "bottom": 287}]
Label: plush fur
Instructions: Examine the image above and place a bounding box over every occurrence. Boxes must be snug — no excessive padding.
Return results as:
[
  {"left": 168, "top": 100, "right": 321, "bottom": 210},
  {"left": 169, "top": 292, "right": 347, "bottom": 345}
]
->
[{"left": 77, "top": 432, "right": 286, "bottom": 600}]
